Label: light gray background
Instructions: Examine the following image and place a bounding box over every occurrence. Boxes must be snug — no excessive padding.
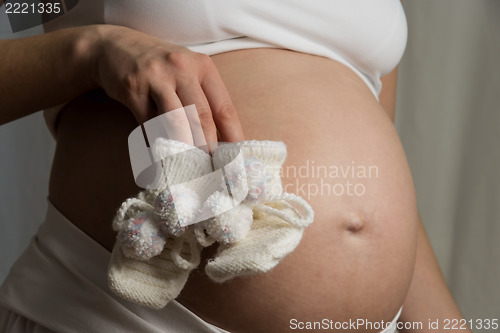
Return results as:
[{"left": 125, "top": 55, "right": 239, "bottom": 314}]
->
[
  {"left": 396, "top": 0, "right": 500, "bottom": 322},
  {"left": 1, "top": 0, "right": 499, "bottom": 326}
]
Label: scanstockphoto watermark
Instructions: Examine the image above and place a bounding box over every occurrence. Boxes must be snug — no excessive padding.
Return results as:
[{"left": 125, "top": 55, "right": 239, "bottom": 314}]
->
[
  {"left": 290, "top": 318, "right": 422, "bottom": 331},
  {"left": 280, "top": 160, "right": 379, "bottom": 200}
]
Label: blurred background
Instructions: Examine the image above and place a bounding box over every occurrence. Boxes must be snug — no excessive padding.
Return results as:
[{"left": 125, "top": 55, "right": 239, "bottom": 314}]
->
[
  {"left": 1, "top": 0, "right": 499, "bottom": 328},
  {"left": 396, "top": 0, "right": 500, "bottom": 323}
]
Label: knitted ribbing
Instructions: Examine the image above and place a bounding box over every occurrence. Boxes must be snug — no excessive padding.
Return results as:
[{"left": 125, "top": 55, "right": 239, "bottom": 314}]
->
[
  {"left": 213, "top": 140, "right": 287, "bottom": 204},
  {"left": 149, "top": 137, "right": 213, "bottom": 194}
]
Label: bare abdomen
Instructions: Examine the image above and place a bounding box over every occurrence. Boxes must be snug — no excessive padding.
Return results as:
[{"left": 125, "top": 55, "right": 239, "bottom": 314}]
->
[{"left": 49, "top": 48, "right": 418, "bottom": 333}]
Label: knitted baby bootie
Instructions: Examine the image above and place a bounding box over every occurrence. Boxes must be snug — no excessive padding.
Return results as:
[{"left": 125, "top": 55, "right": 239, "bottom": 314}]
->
[
  {"left": 108, "top": 226, "right": 201, "bottom": 309},
  {"left": 205, "top": 193, "right": 314, "bottom": 282},
  {"left": 203, "top": 141, "right": 314, "bottom": 282},
  {"left": 108, "top": 138, "right": 212, "bottom": 309}
]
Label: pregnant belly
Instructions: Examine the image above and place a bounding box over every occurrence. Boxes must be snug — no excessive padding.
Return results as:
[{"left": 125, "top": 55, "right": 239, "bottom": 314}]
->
[{"left": 49, "top": 48, "right": 418, "bottom": 333}]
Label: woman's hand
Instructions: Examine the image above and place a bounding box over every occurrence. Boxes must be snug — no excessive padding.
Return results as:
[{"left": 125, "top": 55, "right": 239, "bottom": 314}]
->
[{"left": 88, "top": 25, "right": 244, "bottom": 146}]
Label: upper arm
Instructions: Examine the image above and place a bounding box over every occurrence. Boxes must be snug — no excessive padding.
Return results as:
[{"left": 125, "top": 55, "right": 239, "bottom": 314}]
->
[{"left": 379, "top": 66, "right": 399, "bottom": 122}]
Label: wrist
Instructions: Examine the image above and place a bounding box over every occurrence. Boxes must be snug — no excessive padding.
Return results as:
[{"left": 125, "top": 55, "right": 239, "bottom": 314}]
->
[{"left": 71, "top": 24, "right": 108, "bottom": 91}]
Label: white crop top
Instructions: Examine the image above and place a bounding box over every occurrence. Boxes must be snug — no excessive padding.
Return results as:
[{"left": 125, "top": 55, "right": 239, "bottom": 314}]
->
[{"left": 43, "top": 0, "right": 408, "bottom": 136}]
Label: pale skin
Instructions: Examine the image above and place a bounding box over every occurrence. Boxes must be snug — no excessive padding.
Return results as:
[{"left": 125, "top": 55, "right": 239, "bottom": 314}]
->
[{"left": 0, "top": 21, "right": 471, "bottom": 333}]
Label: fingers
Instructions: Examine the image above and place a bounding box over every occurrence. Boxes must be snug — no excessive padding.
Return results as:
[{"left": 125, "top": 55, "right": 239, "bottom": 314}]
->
[
  {"left": 201, "top": 67, "right": 245, "bottom": 143},
  {"left": 176, "top": 80, "right": 217, "bottom": 150},
  {"left": 118, "top": 47, "right": 243, "bottom": 148},
  {"left": 125, "top": 92, "right": 157, "bottom": 126},
  {"left": 184, "top": 105, "right": 209, "bottom": 150},
  {"left": 149, "top": 86, "right": 194, "bottom": 146}
]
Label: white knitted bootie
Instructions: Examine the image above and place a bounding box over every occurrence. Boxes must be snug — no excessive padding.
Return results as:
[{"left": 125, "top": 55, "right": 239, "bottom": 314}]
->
[
  {"left": 204, "top": 141, "right": 314, "bottom": 282},
  {"left": 108, "top": 138, "right": 213, "bottom": 309},
  {"left": 205, "top": 193, "right": 313, "bottom": 282}
]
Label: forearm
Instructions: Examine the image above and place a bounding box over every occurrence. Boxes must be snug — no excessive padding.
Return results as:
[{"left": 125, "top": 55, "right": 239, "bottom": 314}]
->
[
  {"left": 0, "top": 25, "right": 99, "bottom": 124},
  {"left": 399, "top": 216, "right": 471, "bottom": 333}
]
